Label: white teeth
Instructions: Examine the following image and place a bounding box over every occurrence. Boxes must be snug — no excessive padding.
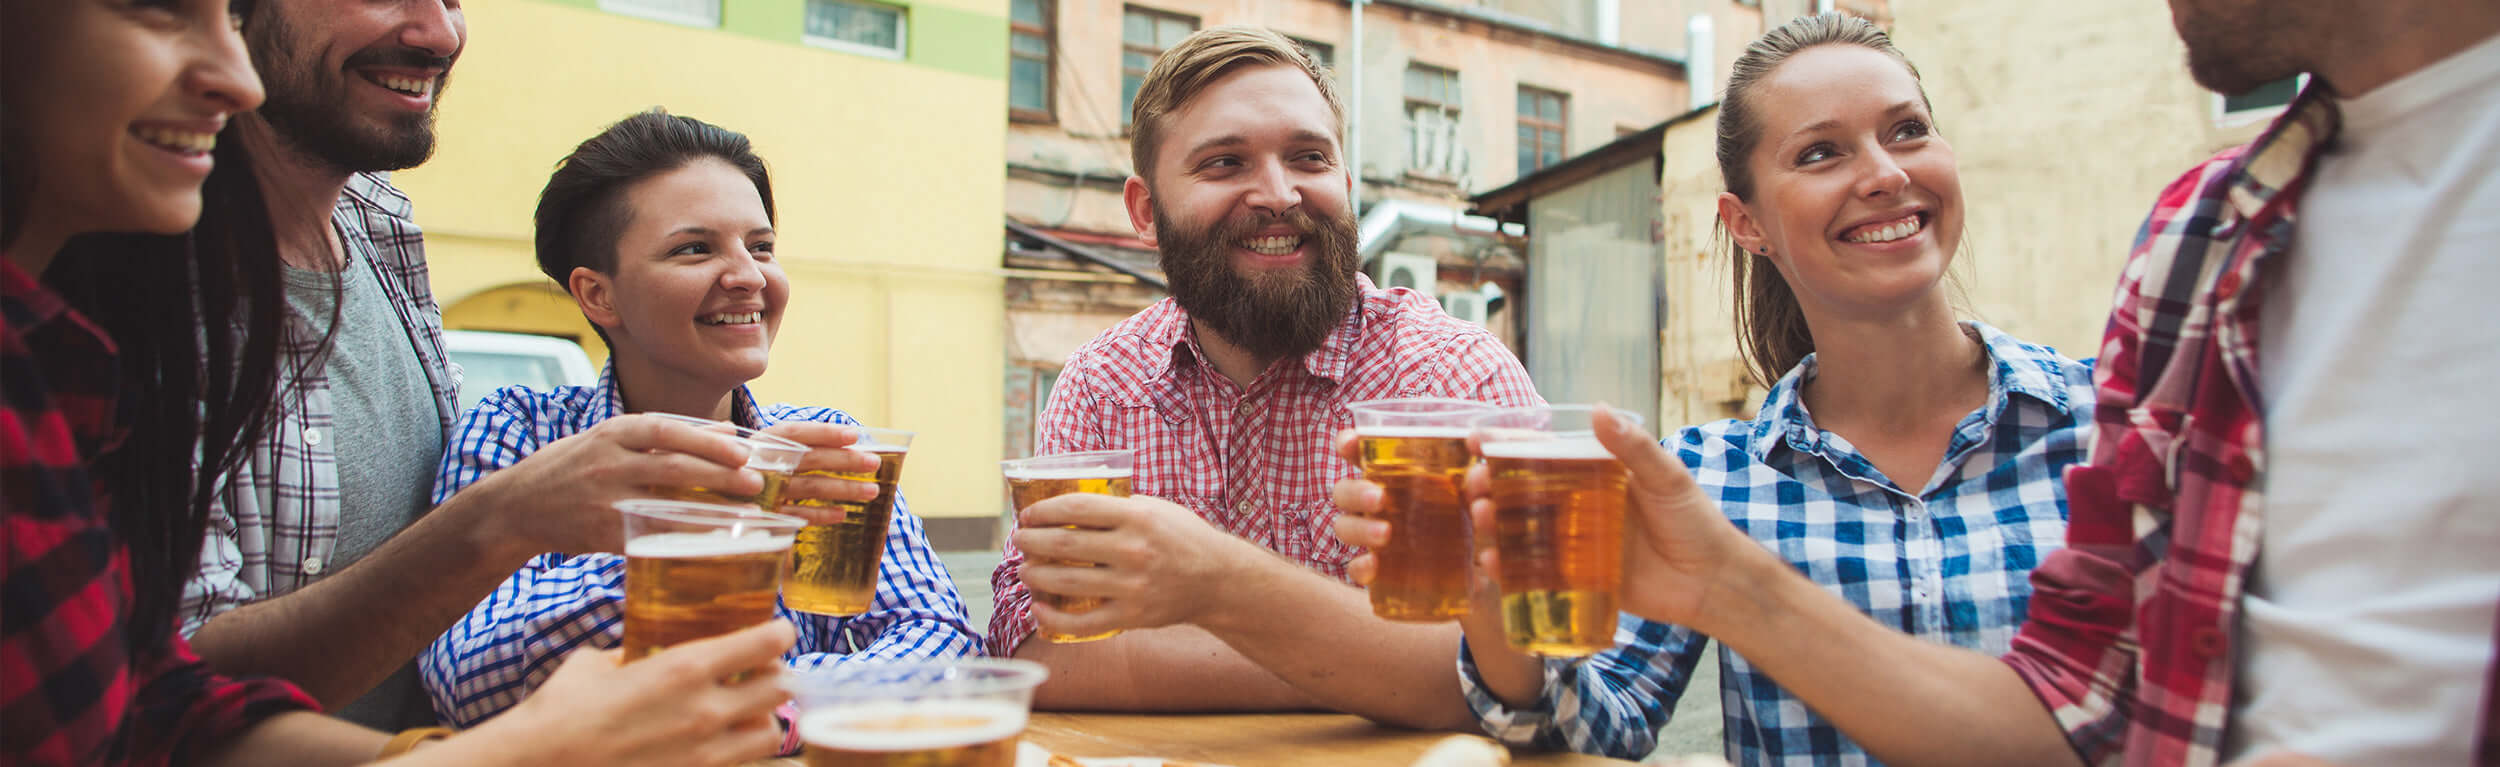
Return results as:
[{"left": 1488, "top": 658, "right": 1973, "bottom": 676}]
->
[
  {"left": 371, "top": 74, "right": 432, "bottom": 97},
  {"left": 701, "top": 312, "right": 761, "bottom": 326},
  {"left": 133, "top": 126, "right": 216, "bottom": 155},
  {"left": 1846, "top": 216, "right": 1923, "bottom": 244},
  {"left": 1241, "top": 235, "right": 1301, "bottom": 256}
]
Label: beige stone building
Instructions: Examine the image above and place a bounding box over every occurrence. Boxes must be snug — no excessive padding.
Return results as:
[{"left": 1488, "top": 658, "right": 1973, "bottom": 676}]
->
[
  {"left": 1656, "top": 0, "right": 2283, "bottom": 428},
  {"left": 1000, "top": 0, "right": 1698, "bottom": 454}
]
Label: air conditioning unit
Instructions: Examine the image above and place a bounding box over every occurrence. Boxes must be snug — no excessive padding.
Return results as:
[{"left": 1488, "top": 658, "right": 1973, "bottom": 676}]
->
[
  {"left": 1372, "top": 253, "right": 1438, "bottom": 299},
  {"left": 1441, "top": 292, "right": 1489, "bottom": 325}
]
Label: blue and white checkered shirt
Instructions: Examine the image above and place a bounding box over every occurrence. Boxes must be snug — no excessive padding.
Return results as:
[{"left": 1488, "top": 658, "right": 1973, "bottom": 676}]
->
[
  {"left": 418, "top": 365, "right": 980, "bottom": 727},
  {"left": 1457, "top": 322, "right": 2094, "bottom": 765}
]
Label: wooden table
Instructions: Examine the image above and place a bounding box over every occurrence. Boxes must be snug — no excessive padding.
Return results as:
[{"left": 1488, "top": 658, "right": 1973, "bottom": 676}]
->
[{"left": 1021, "top": 712, "right": 1638, "bottom": 766}]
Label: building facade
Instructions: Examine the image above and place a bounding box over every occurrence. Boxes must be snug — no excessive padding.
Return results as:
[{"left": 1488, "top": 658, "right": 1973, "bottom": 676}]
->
[
  {"left": 399, "top": 0, "right": 1011, "bottom": 547},
  {"left": 1001, "top": 0, "right": 1694, "bottom": 456}
]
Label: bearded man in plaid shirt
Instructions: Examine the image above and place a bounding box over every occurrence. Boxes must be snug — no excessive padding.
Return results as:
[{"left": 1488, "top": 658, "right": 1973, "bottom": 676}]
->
[
  {"left": 1554, "top": 1, "right": 2500, "bottom": 765},
  {"left": 989, "top": 25, "right": 1541, "bottom": 727}
]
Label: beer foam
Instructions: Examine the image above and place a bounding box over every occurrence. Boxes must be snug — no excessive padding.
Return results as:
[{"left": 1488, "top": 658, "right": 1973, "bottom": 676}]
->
[
  {"left": 1001, "top": 467, "right": 1134, "bottom": 481},
  {"left": 858, "top": 443, "right": 910, "bottom": 454},
  {"left": 1477, "top": 438, "right": 1614, "bottom": 460},
  {"left": 1353, "top": 426, "right": 1472, "bottom": 439},
  {"left": 797, "top": 700, "right": 1028, "bottom": 752},
  {"left": 625, "top": 531, "right": 792, "bottom": 558}
]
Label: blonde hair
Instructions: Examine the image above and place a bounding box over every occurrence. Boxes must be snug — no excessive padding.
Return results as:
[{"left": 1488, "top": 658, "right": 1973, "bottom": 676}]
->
[
  {"left": 1129, "top": 25, "right": 1345, "bottom": 182},
  {"left": 1717, "top": 13, "right": 1932, "bottom": 388}
]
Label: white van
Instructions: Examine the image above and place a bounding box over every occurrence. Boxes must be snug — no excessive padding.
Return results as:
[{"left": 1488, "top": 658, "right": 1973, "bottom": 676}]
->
[{"left": 442, "top": 330, "right": 599, "bottom": 416}]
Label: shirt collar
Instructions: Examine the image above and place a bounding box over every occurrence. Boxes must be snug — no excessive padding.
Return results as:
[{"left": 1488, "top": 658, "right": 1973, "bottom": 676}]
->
[
  {"left": 1744, "top": 320, "right": 2075, "bottom": 463},
  {"left": 2226, "top": 82, "right": 2341, "bottom": 226},
  {"left": 589, "top": 360, "right": 768, "bottom": 427},
  {"left": 1155, "top": 273, "right": 1379, "bottom": 387}
]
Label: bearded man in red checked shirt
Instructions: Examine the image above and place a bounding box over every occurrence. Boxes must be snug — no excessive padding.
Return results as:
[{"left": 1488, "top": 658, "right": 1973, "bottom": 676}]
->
[
  {"left": 990, "top": 26, "right": 1542, "bottom": 727},
  {"left": 1543, "top": 1, "right": 2500, "bottom": 766}
]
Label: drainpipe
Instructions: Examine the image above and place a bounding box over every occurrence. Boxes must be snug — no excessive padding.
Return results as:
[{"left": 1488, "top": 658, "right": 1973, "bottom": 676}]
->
[
  {"left": 1349, "top": 0, "right": 1365, "bottom": 213},
  {"left": 1595, "top": 0, "right": 1619, "bottom": 46}
]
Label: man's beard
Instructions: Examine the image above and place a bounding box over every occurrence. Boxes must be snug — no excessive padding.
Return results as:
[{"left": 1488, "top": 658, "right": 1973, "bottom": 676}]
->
[
  {"left": 247, "top": 8, "right": 449, "bottom": 173},
  {"left": 2172, "top": 0, "right": 2306, "bottom": 96},
  {"left": 1155, "top": 203, "right": 1362, "bottom": 363}
]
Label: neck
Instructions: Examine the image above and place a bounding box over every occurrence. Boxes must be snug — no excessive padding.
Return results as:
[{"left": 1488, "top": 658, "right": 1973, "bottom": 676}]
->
[
  {"left": 611, "top": 352, "right": 739, "bottom": 421},
  {"left": 1794, "top": 299, "right": 1986, "bottom": 428},
  {"left": 237, "top": 118, "right": 354, "bottom": 271},
  {"left": 2314, "top": 1, "right": 2500, "bottom": 96},
  {"left": 1191, "top": 323, "right": 1278, "bottom": 389},
  {"left": 5, "top": 220, "right": 73, "bottom": 277}
]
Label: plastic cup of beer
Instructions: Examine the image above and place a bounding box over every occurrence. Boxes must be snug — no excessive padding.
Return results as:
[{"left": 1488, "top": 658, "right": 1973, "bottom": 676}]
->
[
  {"left": 615, "top": 499, "right": 804, "bottom": 662},
  {"left": 642, "top": 412, "right": 808, "bottom": 514},
  {"left": 782, "top": 658, "right": 1048, "bottom": 767},
  {"left": 780, "top": 426, "right": 915, "bottom": 616},
  {"left": 1000, "top": 450, "right": 1135, "bottom": 644},
  {"left": 1347, "top": 397, "right": 1496, "bottom": 622},
  {"left": 1469, "top": 404, "right": 1640, "bottom": 658}
]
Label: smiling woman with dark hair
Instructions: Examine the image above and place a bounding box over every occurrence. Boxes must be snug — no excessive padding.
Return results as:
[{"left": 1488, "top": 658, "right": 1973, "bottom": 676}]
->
[{"left": 419, "top": 109, "right": 979, "bottom": 755}]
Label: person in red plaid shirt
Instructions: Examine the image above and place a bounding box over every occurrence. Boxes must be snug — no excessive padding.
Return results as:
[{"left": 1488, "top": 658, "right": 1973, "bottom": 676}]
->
[
  {"left": 991, "top": 26, "right": 1541, "bottom": 727},
  {"left": 1518, "top": 1, "right": 2500, "bottom": 766}
]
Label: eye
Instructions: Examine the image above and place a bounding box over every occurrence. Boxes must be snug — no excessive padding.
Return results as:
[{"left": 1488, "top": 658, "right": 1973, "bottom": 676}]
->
[
  {"left": 749, "top": 240, "right": 775, "bottom": 259},
  {"left": 669, "top": 241, "right": 711, "bottom": 257},
  {"left": 1198, "top": 156, "right": 1242, "bottom": 172},
  {"left": 1891, "top": 119, "right": 1931, "bottom": 141},
  {"left": 1794, "top": 143, "right": 1836, "bottom": 166}
]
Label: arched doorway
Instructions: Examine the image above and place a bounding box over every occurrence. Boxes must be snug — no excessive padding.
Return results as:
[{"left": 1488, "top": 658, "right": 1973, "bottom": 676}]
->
[{"left": 441, "top": 283, "right": 610, "bottom": 368}]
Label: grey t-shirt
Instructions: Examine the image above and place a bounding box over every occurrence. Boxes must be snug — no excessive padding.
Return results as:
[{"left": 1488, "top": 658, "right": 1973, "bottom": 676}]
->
[{"left": 281, "top": 252, "right": 444, "bottom": 728}]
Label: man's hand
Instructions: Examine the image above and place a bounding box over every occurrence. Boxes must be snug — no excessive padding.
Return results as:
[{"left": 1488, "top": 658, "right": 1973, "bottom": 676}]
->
[
  {"left": 464, "top": 413, "right": 768, "bottom": 556},
  {"left": 474, "top": 620, "right": 795, "bottom": 766},
  {"left": 1013, "top": 493, "right": 1271, "bottom": 638},
  {"left": 759, "top": 421, "right": 882, "bottom": 525}
]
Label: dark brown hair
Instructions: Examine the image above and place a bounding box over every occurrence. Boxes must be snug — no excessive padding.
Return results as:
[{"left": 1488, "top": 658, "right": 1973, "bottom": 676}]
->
[
  {"left": 533, "top": 109, "right": 775, "bottom": 285},
  {"left": 1716, "top": 12, "right": 1930, "bottom": 387},
  {"left": 1128, "top": 25, "right": 1343, "bottom": 182}
]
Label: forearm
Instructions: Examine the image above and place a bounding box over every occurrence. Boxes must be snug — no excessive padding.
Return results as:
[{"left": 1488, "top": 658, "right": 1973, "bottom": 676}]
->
[
  {"left": 1705, "top": 551, "right": 2080, "bottom": 766},
  {"left": 189, "top": 487, "right": 537, "bottom": 707},
  {"left": 1196, "top": 557, "right": 1478, "bottom": 731},
  {"left": 1015, "top": 625, "right": 1319, "bottom": 712},
  {"left": 1458, "top": 612, "right": 1544, "bottom": 709},
  {"left": 196, "top": 712, "right": 388, "bottom": 767}
]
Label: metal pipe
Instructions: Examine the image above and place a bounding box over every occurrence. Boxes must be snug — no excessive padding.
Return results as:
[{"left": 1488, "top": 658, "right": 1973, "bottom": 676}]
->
[{"left": 1349, "top": 0, "right": 1365, "bottom": 213}]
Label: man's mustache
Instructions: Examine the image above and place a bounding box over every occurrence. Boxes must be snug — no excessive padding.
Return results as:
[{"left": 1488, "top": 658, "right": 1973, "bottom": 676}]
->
[{"left": 343, "top": 46, "right": 454, "bottom": 74}]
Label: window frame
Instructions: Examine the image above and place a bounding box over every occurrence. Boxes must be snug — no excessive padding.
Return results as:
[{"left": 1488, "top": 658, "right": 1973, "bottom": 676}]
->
[
  {"left": 1009, "top": 0, "right": 1056, "bottom": 122},
  {"left": 1289, "top": 35, "right": 1335, "bottom": 73},
  {"left": 1120, "top": 5, "right": 1199, "bottom": 132},
  {"left": 598, "top": 0, "right": 721, "bottom": 29},
  {"left": 802, "top": 0, "right": 909, "bottom": 61},
  {"left": 1516, "top": 85, "right": 1569, "bottom": 175},
  {"left": 1404, "top": 62, "right": 1462, "bottom": 118}
]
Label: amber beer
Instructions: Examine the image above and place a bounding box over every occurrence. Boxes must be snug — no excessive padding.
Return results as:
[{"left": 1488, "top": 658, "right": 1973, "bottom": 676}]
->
[
  {"left": 1475, "top": 406, "right": 1637, "bottom": 657},
  {"left": 1349, "top": 397, "right": 1494, "bottom": 622},
  {"left": 1001, "top": 450, "right": 1135, "bottom": 643},
  {"left": 783, "top": 427, "right": 915, "bottom": 616},
  {"left": 644, "top": 413, "right": 807, "bottom": 514},
  {"left": 796, "top": 700, "right": 1026, "bottom": 767},
  {"left": 615, "top": 500, "right": 803, "bottom": 661}
]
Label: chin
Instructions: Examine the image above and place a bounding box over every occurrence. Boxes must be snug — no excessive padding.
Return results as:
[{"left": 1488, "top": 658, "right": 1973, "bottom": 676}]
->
[{"left": 131, "top": 196, "right": 205, "bottom": 235}]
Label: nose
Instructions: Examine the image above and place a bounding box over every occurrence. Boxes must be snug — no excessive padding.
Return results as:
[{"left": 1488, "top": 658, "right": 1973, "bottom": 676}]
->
[
  {"left": 194, "top": 8, "right": 266, "bottom": 113},
  {"left": 402, "top": 0, "right": 466, "bottom": 61},
  {"left": 720, "top": 247, "right": 767, "bottom": 292},
  {"left": 1855, "top": 147, "right": 1910, "bottom": 199},
  {"left": 1243, "top": 158, "right": 1303, "bottom": 217}
]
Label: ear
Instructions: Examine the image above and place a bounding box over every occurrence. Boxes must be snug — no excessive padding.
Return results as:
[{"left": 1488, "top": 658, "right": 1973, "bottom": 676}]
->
[
  {"left": 1123, "top": 175, "right": 1158, "bottom": 247},
  {"left": 569, "top": 267, "right": 622, "bottom": 330},
  {"left": 1716, "top": 191, "right": 1771, "bottom": 257}
]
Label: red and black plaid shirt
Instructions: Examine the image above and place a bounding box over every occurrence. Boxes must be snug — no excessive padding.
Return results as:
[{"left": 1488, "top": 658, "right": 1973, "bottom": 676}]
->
[
  {"left": 2, "top": 260, "right": 315, "bottom": 765},
  {"left": 989, "top": 276, "right": 1543, "bottom": 655}
]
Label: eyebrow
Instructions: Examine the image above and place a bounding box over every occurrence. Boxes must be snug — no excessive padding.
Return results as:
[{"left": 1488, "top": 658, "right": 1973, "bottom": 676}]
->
[
  {"left": 1180, "top": 129, "right": 1339, "bottom": 161},
  {"left": 664, "top": 226, "right": 776, "bottom": 238},
  {"left": 1786, "top": 100, "right": 1925, "bottom": 139}
]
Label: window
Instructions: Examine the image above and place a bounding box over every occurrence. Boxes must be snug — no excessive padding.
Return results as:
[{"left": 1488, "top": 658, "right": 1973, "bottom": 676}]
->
[
  {"left": 804, "top": 0, "right": 906, "bottom": 59},
  {"left": 1010, "top": 0, "right": 1054, "bottom": 120},
  {"left": 1121, "top": 6, "right": 1197, "bottom": 129},
  {"left": 2217, "top": 75, "right": 2306, "bottom": 123},
  {"left": 1517, "top": 86, "right": 1568, "bottom": 174},
  {"left": 1405, "top": 63, "right": 1465, "bottom": 180},
  {"left": 599, "top": 0, "right": 719, "bottom": 28},
  {"left": 1290, "top": 36, "right": 1334, "bottom": 72}
]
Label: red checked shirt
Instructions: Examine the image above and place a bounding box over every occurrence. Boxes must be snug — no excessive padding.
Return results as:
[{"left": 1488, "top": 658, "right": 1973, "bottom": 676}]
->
[
  {"left": 988, "top": 276, "right": 1543, "bottom": 655},
  {"left": 2000, "top": 86, "right": 2500, "bottom": 765},
  {"left": 1, "top": 260, "right": 316, "bottom": 766}
]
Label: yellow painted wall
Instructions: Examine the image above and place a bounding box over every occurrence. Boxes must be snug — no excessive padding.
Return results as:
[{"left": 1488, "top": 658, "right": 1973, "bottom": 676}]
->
[{"left": 398, "top": 0, "right": 1009, "bottom": 521}]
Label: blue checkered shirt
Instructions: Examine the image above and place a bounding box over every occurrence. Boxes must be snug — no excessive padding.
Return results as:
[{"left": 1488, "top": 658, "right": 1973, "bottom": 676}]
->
[
  {"left": 1457, "top": 322, "right": 2094, "bottom": 765},
  {"left": 418, "top": 365, "right": 980, "bottom": 726}
]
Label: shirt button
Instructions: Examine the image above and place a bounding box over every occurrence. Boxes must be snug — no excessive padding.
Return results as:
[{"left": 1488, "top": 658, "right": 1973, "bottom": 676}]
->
[
  {"left": 1236, "top": 501, "right": 1253, "bottom": 514},
  {"left": 303, "top": 428, "right": 323, "bottom": 446},
  {"left": 2191, "top": 626, "right": 2227, "bottom": 658},
  {"left": 1235, "top": 400, "right": 1254, "bottom": 415},
  {"left": 302, "top": 556, "right": 325, "bottom": 575},
  {"left": 2227, "top": 453, "right": 2255, "bottom": 484}
]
